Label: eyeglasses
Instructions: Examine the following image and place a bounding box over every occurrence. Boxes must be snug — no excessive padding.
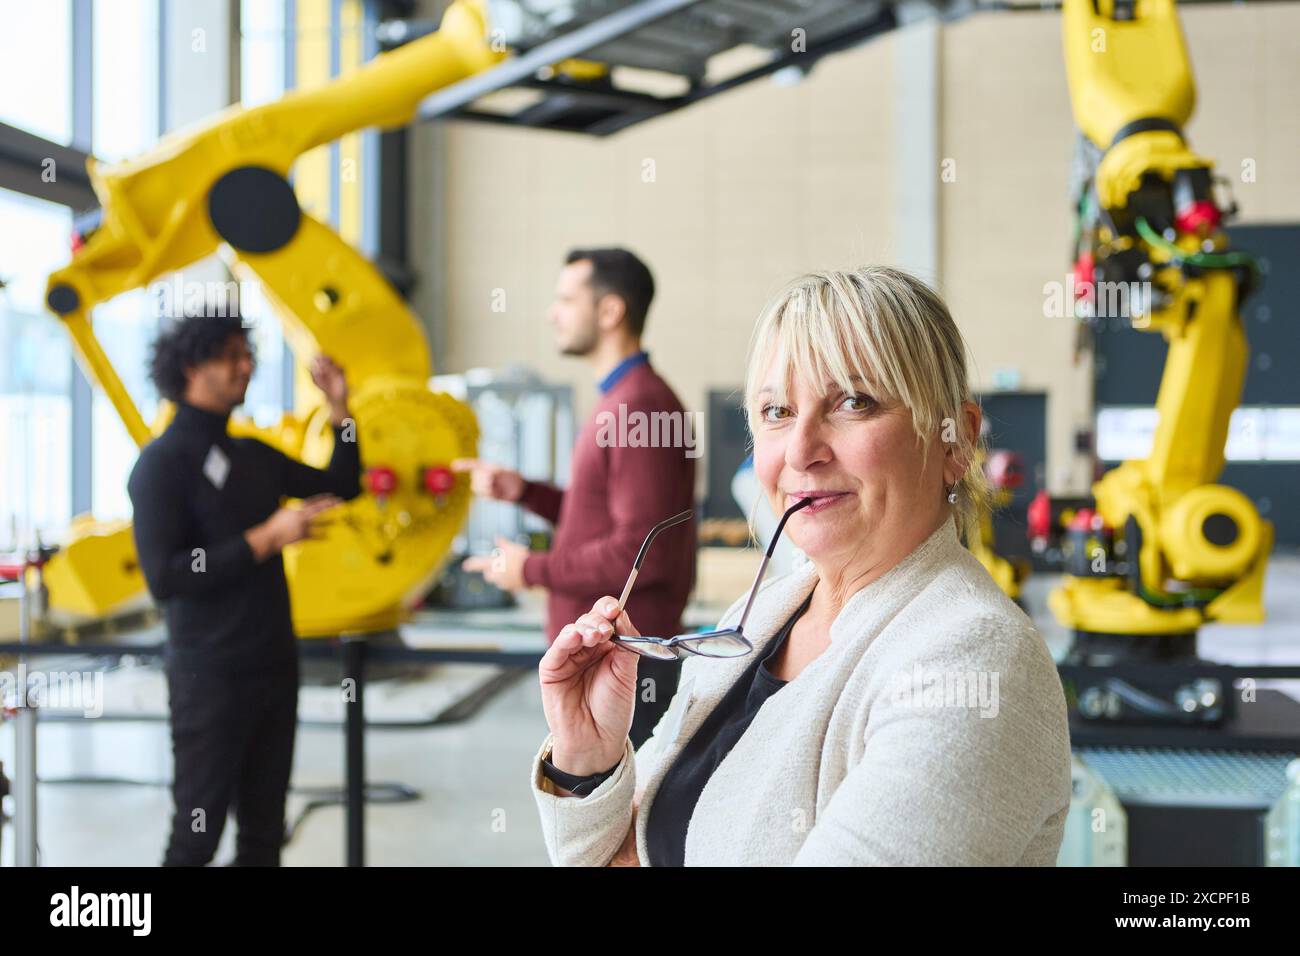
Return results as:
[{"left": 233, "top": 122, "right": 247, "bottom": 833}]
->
[{"left": 611, "top": 497, "right": 814, "bottom": 661}]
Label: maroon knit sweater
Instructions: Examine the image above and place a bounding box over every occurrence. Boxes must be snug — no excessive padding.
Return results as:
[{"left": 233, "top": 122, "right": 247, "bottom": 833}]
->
[{"left": 520, "top": 362, "right": 697, "bottom": 644}]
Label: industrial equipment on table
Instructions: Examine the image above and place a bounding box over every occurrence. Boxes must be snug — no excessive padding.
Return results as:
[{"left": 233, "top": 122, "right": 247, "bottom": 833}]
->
[{"left": 425, "top": 367, "right": 574, "bottom": 610}]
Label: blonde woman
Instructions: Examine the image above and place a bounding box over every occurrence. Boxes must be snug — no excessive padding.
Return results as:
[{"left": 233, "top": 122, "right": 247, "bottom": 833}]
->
[{"left": 530, "top": 267, "right": 1072, "bottom": 866}]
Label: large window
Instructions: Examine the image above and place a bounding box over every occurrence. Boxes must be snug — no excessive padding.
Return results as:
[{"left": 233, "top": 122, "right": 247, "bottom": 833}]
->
[
  {"left": 239, "top": 0, "right": 293, "bottom": 418},
  {"left": 91, "top": 289, "right": 160, "bottom": 521},
  {"left": 89, "top": 0, "right": 161, "bottom": 520},
  {"left": 239, "top": 0, "right": 380, "bottom": 417},
  {"left": 91, "top": 0, "right": 159, "bottom": 164},
  {"left": 241, "top": 0, "right": 287, "bottom": 109},
  {"left": 0, "top": 189, "right": 74, "bottom": 548},
  {"left": 0, "top": 1, "right": 72, "bottom": 144},
  {"left": 4, "top": 1, "right": 382, "bottom": 535},
  {"left": 85, "top": 0, "right": 290, "bottom": 520}
]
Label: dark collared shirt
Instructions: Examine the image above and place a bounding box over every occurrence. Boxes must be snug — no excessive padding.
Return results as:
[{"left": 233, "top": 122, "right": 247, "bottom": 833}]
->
[{"left": 598, "top": 350, "right": 649, "bottom": 393}]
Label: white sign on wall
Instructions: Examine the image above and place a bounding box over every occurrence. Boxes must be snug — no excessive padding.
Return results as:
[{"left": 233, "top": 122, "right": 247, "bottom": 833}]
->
[{"left": 1096, "top": 406, "right": 1300, "bottom": 462}]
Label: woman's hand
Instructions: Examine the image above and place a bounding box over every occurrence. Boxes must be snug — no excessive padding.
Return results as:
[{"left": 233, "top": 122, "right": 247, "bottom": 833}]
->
[{"left": 540, "top": 596, "right": 641, "bottom": 777}]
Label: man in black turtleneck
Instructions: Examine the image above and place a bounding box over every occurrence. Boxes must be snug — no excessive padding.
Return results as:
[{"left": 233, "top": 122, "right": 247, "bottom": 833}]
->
[{"left": 127, "top": 312, "right": 361, "bottom": 866}]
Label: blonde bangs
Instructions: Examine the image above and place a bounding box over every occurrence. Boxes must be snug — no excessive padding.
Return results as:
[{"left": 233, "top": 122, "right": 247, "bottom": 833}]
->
[{"left": 745, "top": 271, "right": 944, "bottom": 441}]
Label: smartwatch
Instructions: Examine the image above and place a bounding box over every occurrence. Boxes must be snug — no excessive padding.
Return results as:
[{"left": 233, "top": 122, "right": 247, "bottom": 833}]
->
[{"left": 541, "top": 748, "right": 621, "bottom": 796}]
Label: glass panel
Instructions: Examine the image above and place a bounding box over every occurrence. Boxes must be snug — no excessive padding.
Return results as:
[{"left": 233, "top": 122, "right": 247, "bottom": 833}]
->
[
  {"left": 85, "top": 0, "right": 160, "bottom": 519},
  {"left": 238, "top": 276, "right": 288, "bottom": 428},
  {"left": 237, "top": 0, "right": 293, "bottom": 420},
  {"left": 240, "top": 0, "right": 287, "bottom": 107},
  {"left": 91, "top": 0, "right": 160, "bottom": 164},
  {"left": 0, "top": 1, "right": 72, "bottom": 144},
  {"left": 0, "top": 188, "right": 73, "bottom": 547},
  {"left": 1097, "top": 405, "right": 1300, "bottom": 463},
  {"left": 90, "top": 289, "right": 158, "bottom": 520}
]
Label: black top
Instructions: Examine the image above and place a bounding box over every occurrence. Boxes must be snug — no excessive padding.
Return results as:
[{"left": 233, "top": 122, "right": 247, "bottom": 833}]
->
[
  {"left": 645, "top": 591, "right": 814, "bottom": 866},
  {"left": 126, "top": 401, "right": 362, "bottom": 675}
]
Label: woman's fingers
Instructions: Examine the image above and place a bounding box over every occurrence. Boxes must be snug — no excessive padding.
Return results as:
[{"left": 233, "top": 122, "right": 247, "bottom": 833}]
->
[
  {"left": 587, "top": 596, "right": 643, "bottom": 638},
  {"left": 574, "top": 612, "right": 615, "bottom": 646},
  {"left": 544, "top": 598, "right": 645, "bottom": 671},
  {"left": 613, "top": 608, "right": 640, "bottom": 638},
  {"left": 544, "top": 611, "right": 619, "bottom": 667},
  {"left": 539, "top": 625, "right": 583, "bottom": 675},
  {"left": 541, "top": 623, "right": 617, "bottom": 681},
  {"left": 587, "top": 597, "right": 640, "bottom": 637},
  {"left": 550, "top": 622, "right": 614, "bottom": 658},
  {"left": 552, "top": 623, "right": 584, "bottom": 654},
  {"left": 591, "top": 596, "right": 620, "bottom": 621}
]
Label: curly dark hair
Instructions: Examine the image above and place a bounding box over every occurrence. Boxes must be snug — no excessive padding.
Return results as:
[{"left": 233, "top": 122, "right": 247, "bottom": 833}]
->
[{"left": 147, "top": 314, "right": 253, "bottom": 402}]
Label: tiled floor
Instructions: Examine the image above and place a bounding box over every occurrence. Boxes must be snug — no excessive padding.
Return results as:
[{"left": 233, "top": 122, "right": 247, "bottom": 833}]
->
[
  {"left": 0, "top": 670, "right": 554, "bottom": 867},
  {"left": 2, "top": 556, "right": 1297, "bottom": 867}
]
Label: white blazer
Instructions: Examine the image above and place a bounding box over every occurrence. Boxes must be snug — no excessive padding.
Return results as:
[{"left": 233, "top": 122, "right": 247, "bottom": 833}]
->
[{"left": 531, "top": 515, "right": 1073, "bottom": 865}]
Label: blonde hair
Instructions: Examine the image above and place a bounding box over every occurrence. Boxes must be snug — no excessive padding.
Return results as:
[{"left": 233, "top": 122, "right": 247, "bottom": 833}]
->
[{"left": 743, "top": 266, "right": 989, "bottom": 538}]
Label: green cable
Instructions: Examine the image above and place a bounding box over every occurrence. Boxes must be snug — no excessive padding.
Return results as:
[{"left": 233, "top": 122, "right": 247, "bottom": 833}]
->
[
  {"left": 1138, "top": 582, "right": 1224, "bottom": 608},
  {"left": 1134, "top": 216, "right": 1259, "bottom": 270}
]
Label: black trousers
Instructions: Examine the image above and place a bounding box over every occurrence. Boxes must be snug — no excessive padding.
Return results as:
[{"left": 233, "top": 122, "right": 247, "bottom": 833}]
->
[
  {"left": 163, "top": 664, "right": 298, "bottom": 866},
  {"left": 629, "top": 656, "right": 683, "bottom": 751}
]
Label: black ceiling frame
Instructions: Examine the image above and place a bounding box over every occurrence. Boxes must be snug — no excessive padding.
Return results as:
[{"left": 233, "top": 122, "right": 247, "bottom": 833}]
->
[
  {"left": 0, "top": 122, "right": 97, "bottom": 211},
  {"left": 447, "top": 5, "right": 899, "bottom": 136}
]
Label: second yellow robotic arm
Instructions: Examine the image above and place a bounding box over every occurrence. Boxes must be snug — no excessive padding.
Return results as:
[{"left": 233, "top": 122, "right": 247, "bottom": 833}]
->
[{"left": 1052, "top": 0, "right": 1269, "bottom": 637}]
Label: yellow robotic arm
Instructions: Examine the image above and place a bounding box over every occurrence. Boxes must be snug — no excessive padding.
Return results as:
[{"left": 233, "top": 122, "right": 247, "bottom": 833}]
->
[
  {"left": 1051, "top": 0, "right": 1270, "bottom": 638},
  {"left": 43, "top": 0, "right": 504, "bottom": 635}
]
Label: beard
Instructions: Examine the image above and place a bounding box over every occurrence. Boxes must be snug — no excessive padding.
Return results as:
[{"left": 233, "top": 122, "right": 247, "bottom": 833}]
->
[{"left": 559, "top": 325, "right": 598, "bottom": 357}]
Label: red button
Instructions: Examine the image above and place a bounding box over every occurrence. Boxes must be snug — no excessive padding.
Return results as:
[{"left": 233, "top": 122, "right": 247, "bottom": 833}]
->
[
  {"left": 1028, "top": 490, "right": 1052, "bottom": 540},
  {"left": 1175, "top": 200, "right": 1220, "bottom": 237},
  {"left": 424, "top": 466, "right": 455, "bottom": 495},
  {"left": 366, "top": 466, "right": 398, "bottom": 496},
  {"left": 1068, "top": 507, "right": 1098, "bottom": 532},
  {"left": 1072, "top": 251, "right": 1095, "bottom": 300}
]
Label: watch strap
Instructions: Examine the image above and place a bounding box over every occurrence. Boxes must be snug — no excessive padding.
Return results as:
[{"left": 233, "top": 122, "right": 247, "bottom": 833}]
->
[{"left": 542, "top": 749, "right": 621, "bottom": 796}]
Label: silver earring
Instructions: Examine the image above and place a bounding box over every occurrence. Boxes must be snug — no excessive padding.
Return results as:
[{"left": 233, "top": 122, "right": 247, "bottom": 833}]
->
[{"left": 946, "top": 484, "right": 958, "bottom": 504}]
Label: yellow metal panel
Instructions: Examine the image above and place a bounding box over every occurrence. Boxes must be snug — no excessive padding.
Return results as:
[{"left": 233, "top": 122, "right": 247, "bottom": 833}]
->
[
  {"left": 295, "top": 0, "right": 333, "bottom": 222},
  {"left": 1062, "top": 0, "right": 1196, "bottom": 149},
  {"left": 42, "top": 520, "right": 144, "bottom": 617}
]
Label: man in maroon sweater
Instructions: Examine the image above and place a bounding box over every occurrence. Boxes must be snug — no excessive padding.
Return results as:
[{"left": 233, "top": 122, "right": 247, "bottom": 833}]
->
[{"left": 456, "top": 248, "right": 696, "bottom": 747}]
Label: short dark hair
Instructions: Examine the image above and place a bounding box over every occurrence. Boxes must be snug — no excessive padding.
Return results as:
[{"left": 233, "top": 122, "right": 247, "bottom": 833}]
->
[
  {"left": 565, "top": 247, "right": 655, "bottom": 337},
  {"left": 147, "top": 314, "right": 252, "bottom": 402}
]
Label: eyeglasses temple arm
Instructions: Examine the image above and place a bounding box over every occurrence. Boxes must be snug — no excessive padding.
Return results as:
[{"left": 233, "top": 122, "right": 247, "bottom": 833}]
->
[
  {"left": 735, "top": 497, "right": 812, "bottom": 632},
  {"left": 632, "top": 509, "right": 692, "bottom": 568},
  {"left": 616, "top": 567, "right": 638, "bottom": 613},
  {"left": 736, "top": 553, "right": 772, "bottom": 632},
  {"left": 618, "top": 509, "right": 693, "bottom": 613}
]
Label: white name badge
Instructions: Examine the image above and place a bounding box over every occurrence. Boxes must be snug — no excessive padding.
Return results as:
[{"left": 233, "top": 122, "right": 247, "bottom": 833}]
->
[{"left": 203, "top": 445, "right": 230, "bottom": 490}]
